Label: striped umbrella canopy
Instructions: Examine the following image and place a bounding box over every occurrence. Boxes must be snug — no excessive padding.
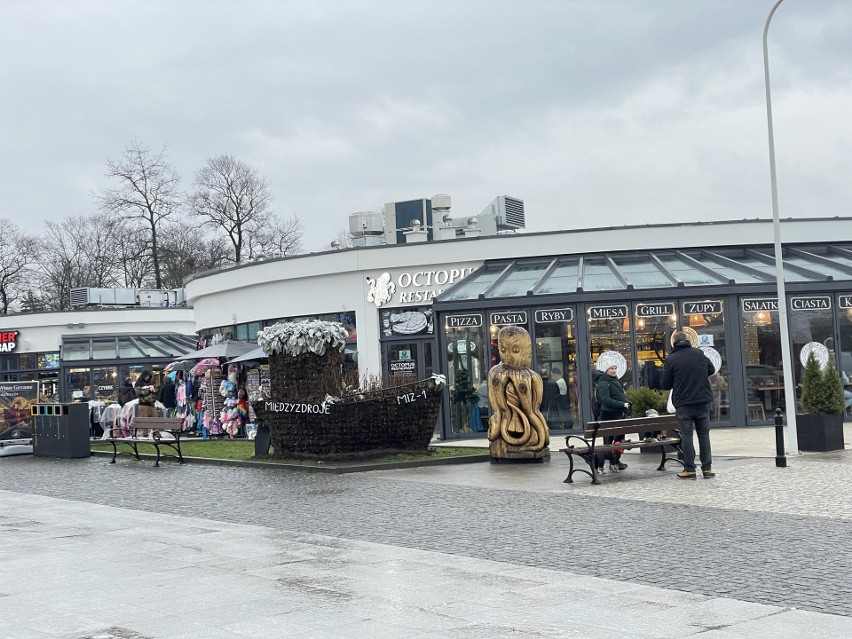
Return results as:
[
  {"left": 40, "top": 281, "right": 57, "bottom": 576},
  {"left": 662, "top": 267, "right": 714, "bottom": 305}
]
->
[{"left": 191, "top": 358, "right": 221, "bottom": 376}]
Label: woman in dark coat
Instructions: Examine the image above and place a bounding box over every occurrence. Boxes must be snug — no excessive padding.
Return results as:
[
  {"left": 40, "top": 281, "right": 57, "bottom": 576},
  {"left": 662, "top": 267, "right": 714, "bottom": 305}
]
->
[
  {"left": 118, "top": 377, "right": 135, "bottom": 406},
  {"left": 593, "top": 365, "right": 631, "bottom": 472}
]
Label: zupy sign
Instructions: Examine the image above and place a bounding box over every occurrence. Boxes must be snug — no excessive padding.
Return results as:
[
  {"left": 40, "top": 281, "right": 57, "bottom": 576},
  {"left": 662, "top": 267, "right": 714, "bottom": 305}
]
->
[{"left": 683, "top": 300, "right": 722, "bottom": 315}]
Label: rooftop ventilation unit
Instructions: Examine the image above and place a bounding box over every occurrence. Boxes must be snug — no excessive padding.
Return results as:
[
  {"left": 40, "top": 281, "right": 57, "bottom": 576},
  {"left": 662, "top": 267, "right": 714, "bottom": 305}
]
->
[
  {"left": 348, "top": 211, "right": 384, "bottom": 237},
  {"left": 479, "top": 195, "right": 525, "bottom": 231}
]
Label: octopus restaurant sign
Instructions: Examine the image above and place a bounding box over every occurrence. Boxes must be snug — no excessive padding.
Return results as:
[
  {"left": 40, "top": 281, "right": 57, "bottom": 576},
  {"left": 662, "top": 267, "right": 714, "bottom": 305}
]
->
[{"left": 366, "top": 263, "right": 479, "bottom": 307}]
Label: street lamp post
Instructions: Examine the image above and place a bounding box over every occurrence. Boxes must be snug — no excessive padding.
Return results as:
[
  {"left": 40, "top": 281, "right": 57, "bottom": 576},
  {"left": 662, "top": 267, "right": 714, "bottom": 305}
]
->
[{"left": 762, "top": 0, "right": 798, "bottom": 454}]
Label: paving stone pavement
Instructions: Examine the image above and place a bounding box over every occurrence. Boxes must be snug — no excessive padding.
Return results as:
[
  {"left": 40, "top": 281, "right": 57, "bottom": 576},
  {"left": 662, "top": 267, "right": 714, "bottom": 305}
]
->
[{"left": 1, "top": 448, "right": 852, "bottom": 638}]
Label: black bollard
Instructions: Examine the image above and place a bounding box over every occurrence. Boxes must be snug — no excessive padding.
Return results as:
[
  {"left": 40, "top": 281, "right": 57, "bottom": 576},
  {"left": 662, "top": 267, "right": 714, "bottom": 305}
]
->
[{"left": 774, "top": 408, "right": 786, "bottom": 468}]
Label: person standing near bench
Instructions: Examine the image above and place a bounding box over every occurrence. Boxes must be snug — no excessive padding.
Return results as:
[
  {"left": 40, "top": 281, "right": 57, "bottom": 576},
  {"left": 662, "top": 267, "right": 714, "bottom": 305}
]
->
[
  {"left": 661, "top": 331, "right": 715, "bottom": 479},
  {"left": 593, "top": 365, "right": 631, "bottom": 473},
  {"left": 135, "top": 370, "right": 158, "bottom": 437}
]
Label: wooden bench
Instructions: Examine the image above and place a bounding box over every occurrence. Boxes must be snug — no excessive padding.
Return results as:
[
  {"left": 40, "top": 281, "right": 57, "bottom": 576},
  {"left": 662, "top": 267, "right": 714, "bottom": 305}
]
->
[
  {"left": 106, "top": 416, "right": 185, "bottom": 467},
  {"left": 560, "top": 415, "right": 684, "bottom": 485}
]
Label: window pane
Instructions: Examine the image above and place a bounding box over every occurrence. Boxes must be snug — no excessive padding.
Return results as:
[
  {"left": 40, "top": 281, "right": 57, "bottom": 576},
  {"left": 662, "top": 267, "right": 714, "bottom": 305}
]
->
[
  {"left": 441, "top": 266, "right": 506, "bottom": 301},
  {"left": 63, "top": 342, "right": 90, "bottom": 361},
  {"left": 118, "top": 339, "right": 146, "bottom": 358},
  {"left": 741, "top": 298, "right": 784, "bottom": 424},
  {"left": 536, "top": 260, "right": 578, "bottom": 295},
  {"left": 532, "top": 309, "right": 577, "bottom": 430},
  {"left": 613, "top": 258, "right": 675, "bottom": 289},
  {"left": 488, "top": 262, "right": 550, "bottom": 298},
  {"left": 657, "top": 255, "right": 723, "bottom": 286},
  {"left": 582, "top": 258, "right": 623, "bottom": 291},
  {"left": 91, "top": 340, "right": 117, "bottom": 360}
]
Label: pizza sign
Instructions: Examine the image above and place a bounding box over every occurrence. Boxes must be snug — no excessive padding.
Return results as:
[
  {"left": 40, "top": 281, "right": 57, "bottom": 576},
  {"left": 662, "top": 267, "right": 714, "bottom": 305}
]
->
[{"left": 0, "top": 330, "right": 18, "bottom": 353}]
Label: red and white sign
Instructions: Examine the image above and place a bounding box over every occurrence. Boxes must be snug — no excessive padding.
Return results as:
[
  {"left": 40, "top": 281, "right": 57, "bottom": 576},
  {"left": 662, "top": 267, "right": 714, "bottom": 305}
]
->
[{"left": 0, "top": 330, "right": 18, "bottom": 353}]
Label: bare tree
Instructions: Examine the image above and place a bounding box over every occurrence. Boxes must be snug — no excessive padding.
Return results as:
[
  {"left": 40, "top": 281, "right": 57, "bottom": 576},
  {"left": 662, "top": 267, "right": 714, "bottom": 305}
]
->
[
  {"left": 191, "top": 154, "right": 278, "bottom": 264},
  {"left": 157, "top": 221, "right": 231, "bottom": 288},
  {"left": 0, "top": 220, "right": 36, "bottom": 314},
  {"left": 245, "top": 214, "right": 304, "bottom": 260},
  {"left": 28, "top": 215, "right": 131, "bottom": 310},
  {"left": 97, "top": 140, "right": 181, "bottom": 288}
]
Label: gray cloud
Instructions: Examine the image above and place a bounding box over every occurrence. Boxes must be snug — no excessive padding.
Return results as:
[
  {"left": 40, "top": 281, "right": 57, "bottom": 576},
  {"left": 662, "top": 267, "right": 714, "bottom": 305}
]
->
[{"left": 2, "top": 0, "right": 851, "bottom": 249}]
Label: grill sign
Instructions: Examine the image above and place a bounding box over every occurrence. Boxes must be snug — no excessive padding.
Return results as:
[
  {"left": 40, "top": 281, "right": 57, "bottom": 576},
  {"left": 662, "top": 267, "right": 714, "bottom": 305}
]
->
[{"left": 635, "top": 303, "right": 674, "bottom": 317}]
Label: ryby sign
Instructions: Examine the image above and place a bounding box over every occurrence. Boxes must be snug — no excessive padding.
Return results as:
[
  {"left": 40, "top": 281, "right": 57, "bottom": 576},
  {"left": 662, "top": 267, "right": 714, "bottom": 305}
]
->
[
  {"left": 0, "top": 330, "right": 18, "bottom": 353},
  {"left": 366, "top": 264, "right": 479, "bottom": 307}
]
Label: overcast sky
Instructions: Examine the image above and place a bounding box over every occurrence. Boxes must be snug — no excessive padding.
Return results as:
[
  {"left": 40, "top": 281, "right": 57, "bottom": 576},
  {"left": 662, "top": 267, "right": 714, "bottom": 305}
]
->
[{"left": 2, "top": 0, "right": 851, "bottom": 251}]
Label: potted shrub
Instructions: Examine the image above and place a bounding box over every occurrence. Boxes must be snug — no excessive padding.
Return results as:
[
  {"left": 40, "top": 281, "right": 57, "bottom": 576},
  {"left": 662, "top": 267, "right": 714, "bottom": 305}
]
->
[
  {"left": 625, "top": 387, "right": 668, "bottom": 417},
  {"left": 798, "top": 353, "right": 845, "bottom": 452}
]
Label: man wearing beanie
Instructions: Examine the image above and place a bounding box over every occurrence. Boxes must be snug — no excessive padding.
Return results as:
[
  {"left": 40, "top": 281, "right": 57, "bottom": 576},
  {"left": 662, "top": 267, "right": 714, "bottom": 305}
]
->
[{"left": 662, "top": 331, "right": 716, "bottom": 479}]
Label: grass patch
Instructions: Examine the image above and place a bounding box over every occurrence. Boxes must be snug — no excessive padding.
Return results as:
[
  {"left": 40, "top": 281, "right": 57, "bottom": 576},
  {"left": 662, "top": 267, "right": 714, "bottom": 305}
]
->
[{"left": 91, "top": 439, "right": 486, "bottom": 465}]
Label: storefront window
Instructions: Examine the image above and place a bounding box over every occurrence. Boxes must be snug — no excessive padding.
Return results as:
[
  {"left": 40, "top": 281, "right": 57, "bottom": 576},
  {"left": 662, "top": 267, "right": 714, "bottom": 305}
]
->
[
  {"left": 39, "top": 373, "right": 59, "bottom": 402},
  {"left": 789, "top": 295, "right": 835, "bottom": 404},
  {"left": 66, "top": 367, "right": 91, "bottom": 402},
  {"left": 92, "top": 367, "right": 119, "bottom": 404},
  {"left": 682, "top": 299, "right": 728, "bottom": 423},
  {"left": 741, "top": 298, "right": 783, "bottom": 423},
  {"left": 64, "top": 342, "right": 90, "bottom": 361},
  {"left": 837, "top": 295, "right": 852, "bottom": 416},
  {"left": 236, "top": 324, "right": 249, "bottom": 341},
  {"left": 444, "top": 313, "right": 486, "bottom": 435},
  {"left": 487, "top": 310, "right": 528, "bottom": 367},
  {"left": 532, "top": 308, "right": 577, "bottom": 429},
  {"left": 18, "top": 353, "right": 38, "bottom": 369},
  {"left": 0, "top": 354, "right": 18, "bottom": 371},
  {"left": 634, "top": 301, "right": 677, "bottom": 391},
  {"left": 588, "top": 304, "right": 633, "bottom": 386}
]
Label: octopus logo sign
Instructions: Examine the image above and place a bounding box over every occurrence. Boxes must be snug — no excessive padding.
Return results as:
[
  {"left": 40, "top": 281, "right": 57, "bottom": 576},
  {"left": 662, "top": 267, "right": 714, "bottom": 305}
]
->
[{"left": 366, "top": 273, "right": 396, "bottom": 308}]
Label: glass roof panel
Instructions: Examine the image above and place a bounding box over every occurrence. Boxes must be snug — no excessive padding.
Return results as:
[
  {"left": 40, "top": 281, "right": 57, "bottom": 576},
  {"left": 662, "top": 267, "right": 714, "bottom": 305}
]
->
[
  {"left": 119, "top": 339, "right": 146, "bottom": 358},
  {"left": 441, "top": 265, "right": 507, "bottom": 301},
  {"left": 536, "top": 259, "right": 578, "bottom": 295},
  {"left": 655, "top": 254, "right": 723, "bottom": 286},
  {"left": 62, "top": 342, "right": 90, "bottom": 361},
  {"left": 582, "top": 258, "right": 623, "bottom": 291},
  {"left": 611, "top": 257, "right": 675, "bottom": 289},
  {"left": 91, "top": 340, "right": 118, "bottom": 360},
  {"left": 754, "top": 249, "right": 850, "bottom": 281},
  {"left": 487, "top": 261, "right": 550, "bottom": 298}
]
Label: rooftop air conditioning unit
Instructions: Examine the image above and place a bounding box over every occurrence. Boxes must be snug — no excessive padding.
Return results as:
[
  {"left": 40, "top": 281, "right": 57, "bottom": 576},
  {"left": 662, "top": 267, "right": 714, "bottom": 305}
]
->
[
  {"left": 479, "top": 195, "right": 525, "bottom": 231},
  {"left": 348, "top": 211, "right": 384, "bottom": 237},
  {"left": 69, "top": 288, "right": 137, "bottom": 308}
]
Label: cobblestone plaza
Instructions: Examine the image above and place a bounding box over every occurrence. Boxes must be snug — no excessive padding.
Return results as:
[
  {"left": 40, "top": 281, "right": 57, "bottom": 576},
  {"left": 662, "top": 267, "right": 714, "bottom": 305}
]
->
[{"left": 1, "top": 431, "right": 851, "bottom": 638}]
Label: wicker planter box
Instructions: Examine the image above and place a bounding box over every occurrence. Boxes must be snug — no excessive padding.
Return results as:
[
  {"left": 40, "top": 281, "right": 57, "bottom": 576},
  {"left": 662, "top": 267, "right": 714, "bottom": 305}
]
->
[{"left": 254, "top": 351, "right": 443, "bottom": 458}]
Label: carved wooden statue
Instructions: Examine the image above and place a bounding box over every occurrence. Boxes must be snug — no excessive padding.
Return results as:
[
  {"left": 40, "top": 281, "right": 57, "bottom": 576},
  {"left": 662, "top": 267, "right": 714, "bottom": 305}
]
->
[{"left": 487, "top": 326, "right": 550, "bottom": 461}]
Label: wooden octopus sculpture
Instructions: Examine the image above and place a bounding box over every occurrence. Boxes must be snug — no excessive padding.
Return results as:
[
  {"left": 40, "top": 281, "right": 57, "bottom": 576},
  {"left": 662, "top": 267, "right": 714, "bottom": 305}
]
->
[{"left": 487, "top": 325, "right": 550, "bottom": 460}]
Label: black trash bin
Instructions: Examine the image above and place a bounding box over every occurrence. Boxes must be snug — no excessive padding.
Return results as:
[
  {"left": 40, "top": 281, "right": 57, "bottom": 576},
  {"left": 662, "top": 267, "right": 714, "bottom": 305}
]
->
[{"left": 32, "top": 403, "right": 91, "bottom": 459}]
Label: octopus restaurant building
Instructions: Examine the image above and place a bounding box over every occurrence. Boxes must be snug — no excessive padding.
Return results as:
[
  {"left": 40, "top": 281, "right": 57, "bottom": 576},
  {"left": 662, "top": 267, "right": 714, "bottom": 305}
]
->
[{"left": 184, "top": 216, "right": 852, "bottom": 439}]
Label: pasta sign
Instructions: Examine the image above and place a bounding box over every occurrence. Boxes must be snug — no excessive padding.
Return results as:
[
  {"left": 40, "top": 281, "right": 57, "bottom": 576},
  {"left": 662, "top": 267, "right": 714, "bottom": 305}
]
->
[{"left": 0, "top": 330, "right": 18, "bottom": 353}]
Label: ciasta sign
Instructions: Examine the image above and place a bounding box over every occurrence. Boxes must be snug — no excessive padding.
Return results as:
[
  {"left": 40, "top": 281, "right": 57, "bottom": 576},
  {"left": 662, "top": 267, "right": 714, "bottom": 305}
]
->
[
  {"left": 366, "top": 264, "right": 478, "bottom": 307},
  {"left": 0, "top": 330, "right": 19, "bottom": 353}
]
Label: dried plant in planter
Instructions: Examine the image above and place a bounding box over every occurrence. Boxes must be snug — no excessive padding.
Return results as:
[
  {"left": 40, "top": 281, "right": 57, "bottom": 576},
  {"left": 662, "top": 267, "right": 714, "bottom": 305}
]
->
[{"left": 253, "top": 320, "right": 446, "bottom": 458}]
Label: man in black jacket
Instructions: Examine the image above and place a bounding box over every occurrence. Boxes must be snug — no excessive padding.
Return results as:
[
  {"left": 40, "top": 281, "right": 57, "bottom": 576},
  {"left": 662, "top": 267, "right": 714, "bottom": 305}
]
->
[{"left": 662, "top": 331, "right": 716, "bottom": 479}]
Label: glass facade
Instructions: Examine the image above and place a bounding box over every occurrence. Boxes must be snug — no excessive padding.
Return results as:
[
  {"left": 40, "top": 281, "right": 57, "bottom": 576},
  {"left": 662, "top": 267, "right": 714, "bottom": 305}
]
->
[{"left": 434, "top": 242, "right": 852, "bottom": 438}]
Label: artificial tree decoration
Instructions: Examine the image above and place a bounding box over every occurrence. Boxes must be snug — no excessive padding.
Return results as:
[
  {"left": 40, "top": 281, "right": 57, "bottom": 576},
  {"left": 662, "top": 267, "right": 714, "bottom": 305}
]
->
[
  {"left": 801, "top": 353, "right": 844, "bottom": 415},
  {"left": 450, "top": 366, "right": 479, "bottom": 433},
  {"left": 798, "top": 352, "right": 845, "bottom": 452}
]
